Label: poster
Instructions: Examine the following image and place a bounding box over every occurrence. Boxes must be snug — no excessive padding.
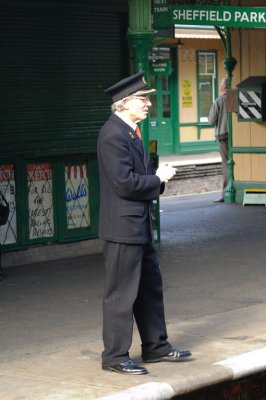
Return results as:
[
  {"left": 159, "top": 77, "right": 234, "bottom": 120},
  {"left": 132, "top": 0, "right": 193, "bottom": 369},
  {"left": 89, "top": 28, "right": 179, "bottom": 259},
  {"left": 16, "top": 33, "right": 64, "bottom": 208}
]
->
[
  {"left": 28, "top": 163, "right": 54, "bottom": 240},
  {"left": 65, "top": 164, "right": 90, "bottom": 230},
  {"left": 182, "top": 80, "right": 193, "bottom": 108},
  {"left": 0, "top": 165, "right": 17, "bottom": 245}
]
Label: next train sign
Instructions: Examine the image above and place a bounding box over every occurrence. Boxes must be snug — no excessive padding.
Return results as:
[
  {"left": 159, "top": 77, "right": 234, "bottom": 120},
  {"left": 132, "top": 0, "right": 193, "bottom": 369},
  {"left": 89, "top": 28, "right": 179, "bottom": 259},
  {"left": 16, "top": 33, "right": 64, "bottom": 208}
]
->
[{"left": 153, "top": 2, "right": 266, "bottom": 29}]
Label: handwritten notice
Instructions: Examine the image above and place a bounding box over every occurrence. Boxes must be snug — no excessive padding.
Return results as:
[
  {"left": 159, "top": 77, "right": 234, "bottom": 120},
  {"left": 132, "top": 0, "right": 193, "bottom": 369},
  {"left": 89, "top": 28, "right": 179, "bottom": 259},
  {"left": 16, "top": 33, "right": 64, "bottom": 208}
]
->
[
  {"left": 0, "top": 164, "right": 17, "bottom": 245},
  {"left": 28, "top": 163, "right": 54, "bottom": 240},
  {"left": 182, "top": 80, "right": 193, "bottom": 108},
  {"left": 65, "top": 164, "right": 90, "bottom": 230}
]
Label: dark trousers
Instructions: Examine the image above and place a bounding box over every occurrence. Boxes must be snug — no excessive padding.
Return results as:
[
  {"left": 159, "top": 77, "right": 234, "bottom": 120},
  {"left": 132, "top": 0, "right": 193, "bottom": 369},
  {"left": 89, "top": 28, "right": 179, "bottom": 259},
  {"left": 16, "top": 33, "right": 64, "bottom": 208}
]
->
[{"left": 102, "top": 241, "right": 171, "bottom": 367}]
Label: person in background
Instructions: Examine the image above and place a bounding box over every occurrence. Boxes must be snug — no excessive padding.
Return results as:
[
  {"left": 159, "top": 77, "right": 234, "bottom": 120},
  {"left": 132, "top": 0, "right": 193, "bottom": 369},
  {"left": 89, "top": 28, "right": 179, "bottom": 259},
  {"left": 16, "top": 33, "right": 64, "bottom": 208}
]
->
[
  {"left": 97, "top": 71, "right": 192, "bottom": 375},
  {"left": 208, "top": 77, "right": 229, "bottom": 203},
  {"left": 0, "top": 248, "right": 4, "bottom": 280},
  {"left": 0, "top": 191, "right": 9, "bottom": 281}
]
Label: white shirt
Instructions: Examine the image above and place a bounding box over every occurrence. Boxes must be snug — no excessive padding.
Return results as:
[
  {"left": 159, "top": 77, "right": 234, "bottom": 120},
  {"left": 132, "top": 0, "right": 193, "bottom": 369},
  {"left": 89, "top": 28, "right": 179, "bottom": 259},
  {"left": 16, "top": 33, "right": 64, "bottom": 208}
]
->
[{"left": 115, "top": 111, "right": 137, "bottom": 131}]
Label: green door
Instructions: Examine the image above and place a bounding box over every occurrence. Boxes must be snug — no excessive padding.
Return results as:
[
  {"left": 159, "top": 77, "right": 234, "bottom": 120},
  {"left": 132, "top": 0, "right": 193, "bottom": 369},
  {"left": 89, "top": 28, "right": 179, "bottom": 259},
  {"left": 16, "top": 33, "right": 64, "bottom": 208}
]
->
[{"left": 149, "top": 75, "right": 174, "bottom": 155}]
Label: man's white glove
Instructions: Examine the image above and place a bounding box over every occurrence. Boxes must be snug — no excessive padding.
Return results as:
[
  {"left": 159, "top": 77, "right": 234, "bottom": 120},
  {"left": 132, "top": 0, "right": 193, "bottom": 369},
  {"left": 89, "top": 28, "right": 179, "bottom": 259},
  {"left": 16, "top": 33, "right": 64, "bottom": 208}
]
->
[{"left": 156, "top": 164, "right": 177, "bottom": 183}]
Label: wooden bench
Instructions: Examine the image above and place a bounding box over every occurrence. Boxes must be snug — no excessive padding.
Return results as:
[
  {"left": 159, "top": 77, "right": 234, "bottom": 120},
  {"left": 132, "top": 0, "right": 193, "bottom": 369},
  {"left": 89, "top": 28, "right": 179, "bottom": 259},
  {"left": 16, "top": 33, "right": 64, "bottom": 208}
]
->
[{"left": 243, "top": 188, "right": 266, "bottom": 206}]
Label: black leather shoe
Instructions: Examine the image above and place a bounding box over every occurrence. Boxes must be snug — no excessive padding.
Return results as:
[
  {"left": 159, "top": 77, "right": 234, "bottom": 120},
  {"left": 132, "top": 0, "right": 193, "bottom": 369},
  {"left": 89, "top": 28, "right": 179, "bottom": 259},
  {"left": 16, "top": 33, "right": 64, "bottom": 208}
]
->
[
  {"left": 213, "top": 198, "right": 224, "bottom": 203},
  {"left": 143, "top": 347, "right": 192, "bottom": 363},
  {"left": 102, "top": 359, "right": 149, "bottom": 375}
]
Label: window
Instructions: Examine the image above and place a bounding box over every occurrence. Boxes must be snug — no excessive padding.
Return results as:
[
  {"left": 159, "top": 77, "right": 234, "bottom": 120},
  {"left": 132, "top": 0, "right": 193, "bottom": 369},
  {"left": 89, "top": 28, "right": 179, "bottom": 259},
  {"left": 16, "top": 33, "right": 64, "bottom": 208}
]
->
[{"left": 198, "top": 52, "right": 216, "bottom": 122}]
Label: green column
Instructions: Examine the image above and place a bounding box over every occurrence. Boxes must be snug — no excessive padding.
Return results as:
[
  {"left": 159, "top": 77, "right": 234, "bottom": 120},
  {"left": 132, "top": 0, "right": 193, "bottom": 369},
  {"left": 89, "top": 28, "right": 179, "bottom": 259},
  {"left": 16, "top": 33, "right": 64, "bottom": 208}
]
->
[
  {"left": 127, "top": 1, "right": 161, "bottom": 242},
  {"left": 224, "top": 26, "right": 237, "bottom": 203},
  {"left": 127, "top": 0, "right": 154, "bottom": 149}
]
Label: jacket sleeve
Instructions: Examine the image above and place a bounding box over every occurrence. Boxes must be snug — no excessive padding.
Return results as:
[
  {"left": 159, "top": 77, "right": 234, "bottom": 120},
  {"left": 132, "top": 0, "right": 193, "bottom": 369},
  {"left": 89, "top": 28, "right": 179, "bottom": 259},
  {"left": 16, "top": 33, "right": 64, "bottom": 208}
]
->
[
  {"left": 208, "top": 100, "right": 219, "bottom": 126},
  {"left": 98, "top": 131, "right": 161, "bottom": 201}
]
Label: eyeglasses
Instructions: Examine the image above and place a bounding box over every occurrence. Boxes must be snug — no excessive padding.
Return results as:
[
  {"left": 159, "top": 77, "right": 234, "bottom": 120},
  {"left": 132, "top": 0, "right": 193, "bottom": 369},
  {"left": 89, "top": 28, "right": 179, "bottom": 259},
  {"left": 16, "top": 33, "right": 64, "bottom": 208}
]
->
[{"left": 128, "top": 95, "right": 151, "bottom": 104}]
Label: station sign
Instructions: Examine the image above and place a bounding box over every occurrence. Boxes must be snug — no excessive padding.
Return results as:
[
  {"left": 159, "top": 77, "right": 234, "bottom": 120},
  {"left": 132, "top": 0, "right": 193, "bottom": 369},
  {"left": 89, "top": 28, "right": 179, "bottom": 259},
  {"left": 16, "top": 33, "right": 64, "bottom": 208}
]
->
[
  {"left": 172, "top": 6, "right": 266, "bottom": 28},
  {"left": 150, "top": 60, "right": 172, "bottom": 76},
  {"left": 153, "top": 2, "right": 266, "bottom": 29},
  {"left": 153, "top": 0, "right": 171, "bottom": 29}
]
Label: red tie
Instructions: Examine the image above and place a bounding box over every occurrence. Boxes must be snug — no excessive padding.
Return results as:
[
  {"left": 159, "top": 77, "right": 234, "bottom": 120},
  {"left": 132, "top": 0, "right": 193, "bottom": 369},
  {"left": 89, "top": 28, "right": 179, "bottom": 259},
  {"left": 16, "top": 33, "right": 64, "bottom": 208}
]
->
[{"left": 135, "top": 126, "right": 142, "bottom": 141}]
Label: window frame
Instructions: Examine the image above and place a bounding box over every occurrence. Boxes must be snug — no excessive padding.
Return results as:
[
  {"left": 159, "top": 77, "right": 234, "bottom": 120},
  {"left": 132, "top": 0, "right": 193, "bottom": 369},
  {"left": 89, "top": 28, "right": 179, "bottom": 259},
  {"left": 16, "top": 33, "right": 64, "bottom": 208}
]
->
[{"left": 197, "top": 50, "right": 218, "bottom": 123}]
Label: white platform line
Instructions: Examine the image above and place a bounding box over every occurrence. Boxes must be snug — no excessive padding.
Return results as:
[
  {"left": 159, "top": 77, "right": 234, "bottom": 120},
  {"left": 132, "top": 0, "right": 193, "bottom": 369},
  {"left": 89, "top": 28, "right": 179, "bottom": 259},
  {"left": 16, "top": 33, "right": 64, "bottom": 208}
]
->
[{"left": 214, "top": 347, "right": 266, "bottom": 379}]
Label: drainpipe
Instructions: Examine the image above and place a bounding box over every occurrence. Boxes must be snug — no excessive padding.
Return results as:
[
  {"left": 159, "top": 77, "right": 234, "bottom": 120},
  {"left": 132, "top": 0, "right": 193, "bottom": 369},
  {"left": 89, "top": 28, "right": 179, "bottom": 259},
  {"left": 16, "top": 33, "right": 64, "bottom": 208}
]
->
[{"left": 127, "top": 0, "right": 154, "bottom": 150}]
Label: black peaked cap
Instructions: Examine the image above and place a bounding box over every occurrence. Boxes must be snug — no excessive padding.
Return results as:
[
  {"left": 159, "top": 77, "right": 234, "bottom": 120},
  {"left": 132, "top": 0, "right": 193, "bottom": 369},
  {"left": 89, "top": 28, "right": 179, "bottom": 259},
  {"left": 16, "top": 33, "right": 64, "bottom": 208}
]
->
[{"left": 104, "top": 71, "right": 155, "bottom": 102}]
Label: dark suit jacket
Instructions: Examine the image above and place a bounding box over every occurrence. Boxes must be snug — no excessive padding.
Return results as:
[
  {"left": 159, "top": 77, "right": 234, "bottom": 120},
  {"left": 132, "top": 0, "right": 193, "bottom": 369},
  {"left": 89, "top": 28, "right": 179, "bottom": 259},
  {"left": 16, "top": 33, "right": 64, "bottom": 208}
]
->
[{"left": 97, "top": 113, "right": 162, "bottom": 244}]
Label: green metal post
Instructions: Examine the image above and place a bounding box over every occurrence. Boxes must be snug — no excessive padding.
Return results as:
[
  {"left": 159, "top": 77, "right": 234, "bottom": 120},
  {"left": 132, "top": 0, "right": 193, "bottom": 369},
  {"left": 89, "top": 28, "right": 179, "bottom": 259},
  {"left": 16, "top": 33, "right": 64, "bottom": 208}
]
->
[
  {"left": 127, "top": 1, "right": 161, "bottom": 242},
  {"left": 127, "top": 0, "right": 154, "bottom": 150},
  {"left": 222, "top": 0, "right": 237, "bottom": 203},
  {"left": 224, "top": 26, "right": 237, "bottom": 203}
]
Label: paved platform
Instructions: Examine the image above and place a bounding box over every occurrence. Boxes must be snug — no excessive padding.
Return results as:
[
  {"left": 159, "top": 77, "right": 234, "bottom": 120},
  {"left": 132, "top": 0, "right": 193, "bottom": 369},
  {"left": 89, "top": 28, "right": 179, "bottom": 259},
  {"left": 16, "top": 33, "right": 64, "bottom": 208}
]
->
[{"left": 1, "top": 191, "right": 266, "bottom": 400}]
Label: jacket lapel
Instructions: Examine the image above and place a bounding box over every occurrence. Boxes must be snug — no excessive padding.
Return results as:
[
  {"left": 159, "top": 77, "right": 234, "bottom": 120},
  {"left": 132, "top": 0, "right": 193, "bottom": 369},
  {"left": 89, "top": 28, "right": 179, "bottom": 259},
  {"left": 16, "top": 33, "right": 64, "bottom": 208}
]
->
[{"left": 111, "top": 113, "right": 149, "bottom": 172}]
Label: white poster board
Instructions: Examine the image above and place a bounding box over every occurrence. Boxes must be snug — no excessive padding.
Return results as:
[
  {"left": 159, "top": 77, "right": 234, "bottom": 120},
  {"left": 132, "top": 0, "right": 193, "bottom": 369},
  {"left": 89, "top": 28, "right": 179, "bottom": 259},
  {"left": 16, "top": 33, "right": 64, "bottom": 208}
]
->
[
  {"left": 65, "top": 164, "right": 90, "bottom": 230},
  {"left": 28, "top": 163, "right": 54, "bottom": 240}
]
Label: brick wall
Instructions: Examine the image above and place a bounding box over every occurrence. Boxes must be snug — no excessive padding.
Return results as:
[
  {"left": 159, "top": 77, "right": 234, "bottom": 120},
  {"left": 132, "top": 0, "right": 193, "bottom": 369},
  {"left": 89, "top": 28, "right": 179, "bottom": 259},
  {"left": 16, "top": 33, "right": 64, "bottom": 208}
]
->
[{"left": 162, "top": 162, "right": 223, "bottom": 197}]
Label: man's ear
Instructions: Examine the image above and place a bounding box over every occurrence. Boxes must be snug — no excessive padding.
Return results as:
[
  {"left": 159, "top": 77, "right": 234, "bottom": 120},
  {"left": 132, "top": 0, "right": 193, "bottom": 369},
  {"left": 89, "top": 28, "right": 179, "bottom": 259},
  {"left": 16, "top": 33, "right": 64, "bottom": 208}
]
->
[{"left": 122, "top": 98, "right": 129, "bottom": 110}]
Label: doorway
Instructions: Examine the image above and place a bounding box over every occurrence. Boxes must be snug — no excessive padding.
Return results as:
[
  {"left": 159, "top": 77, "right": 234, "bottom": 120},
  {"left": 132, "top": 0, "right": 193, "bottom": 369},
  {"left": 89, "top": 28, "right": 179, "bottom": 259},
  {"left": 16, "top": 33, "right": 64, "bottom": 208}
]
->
[{"left": 149, "top": 74, "right": 174, "bottom": 155}]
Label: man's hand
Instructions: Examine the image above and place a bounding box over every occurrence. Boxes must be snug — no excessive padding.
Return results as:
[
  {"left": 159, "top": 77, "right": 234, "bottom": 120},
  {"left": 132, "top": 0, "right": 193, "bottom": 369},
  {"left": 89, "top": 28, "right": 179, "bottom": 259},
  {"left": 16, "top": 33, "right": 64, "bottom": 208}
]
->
[{"left": 156, "top": 164, "right": 177, "bottom": 183}]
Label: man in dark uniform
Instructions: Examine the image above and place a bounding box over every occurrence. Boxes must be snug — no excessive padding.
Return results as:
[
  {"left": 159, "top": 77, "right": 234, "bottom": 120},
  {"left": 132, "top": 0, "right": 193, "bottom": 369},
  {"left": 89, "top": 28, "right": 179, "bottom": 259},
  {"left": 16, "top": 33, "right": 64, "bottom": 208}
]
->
[{"left": 97, "top": 71, "right": 191, "bottom": 375}]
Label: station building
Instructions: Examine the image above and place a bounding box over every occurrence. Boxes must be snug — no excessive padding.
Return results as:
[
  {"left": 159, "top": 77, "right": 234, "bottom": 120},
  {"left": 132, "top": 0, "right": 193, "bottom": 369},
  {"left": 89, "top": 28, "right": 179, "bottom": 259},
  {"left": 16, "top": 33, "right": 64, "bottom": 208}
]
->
[{"left": 0, "top": 0, "right": 266, "bottom": 265}]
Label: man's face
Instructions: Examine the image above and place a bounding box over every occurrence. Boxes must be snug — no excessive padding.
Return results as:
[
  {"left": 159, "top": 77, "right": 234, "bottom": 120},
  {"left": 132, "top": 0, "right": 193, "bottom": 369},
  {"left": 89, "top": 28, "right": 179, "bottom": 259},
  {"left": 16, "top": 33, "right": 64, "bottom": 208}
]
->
[
  {"left": 124, "top": 96, "right": 152, "bottom": 123},
  {"left": 220, "top": 79, "right": 227, "bottom": 93}
]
